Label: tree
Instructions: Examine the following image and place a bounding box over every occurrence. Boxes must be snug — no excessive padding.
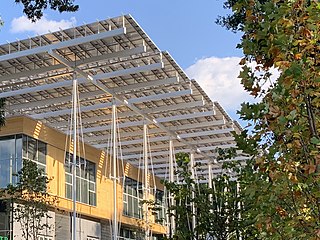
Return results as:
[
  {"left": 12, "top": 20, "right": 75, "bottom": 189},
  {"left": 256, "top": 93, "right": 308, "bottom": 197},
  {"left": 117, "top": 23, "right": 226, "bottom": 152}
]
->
[
  {"left": 6, "top": 159, "right": 57, "bottom": 240},
  {"left": 0, "top": 98, "right": 5, "bottom": 127},
  {"left": 163, "top": 152, "right": 245, "bottom": 240},
  {"left": 14, "top": 0, "right": 79, "bottom": 21},
  {"left": 218, "top": 0, "right": 320, "bottom": 238}
]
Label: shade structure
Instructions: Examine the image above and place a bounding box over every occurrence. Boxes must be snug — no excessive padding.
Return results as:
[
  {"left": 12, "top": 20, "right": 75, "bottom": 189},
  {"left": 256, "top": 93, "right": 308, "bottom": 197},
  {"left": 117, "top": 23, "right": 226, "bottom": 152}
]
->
[{"left": 0, "top": 14, "right": 245, "bottom": 181}]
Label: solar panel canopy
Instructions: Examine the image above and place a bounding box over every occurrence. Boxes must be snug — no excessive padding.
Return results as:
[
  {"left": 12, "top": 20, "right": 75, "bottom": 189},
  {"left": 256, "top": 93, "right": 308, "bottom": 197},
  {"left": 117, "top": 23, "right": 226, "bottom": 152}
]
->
[{"left": 0, "top": 14, "right": 245, "bottom": 180}]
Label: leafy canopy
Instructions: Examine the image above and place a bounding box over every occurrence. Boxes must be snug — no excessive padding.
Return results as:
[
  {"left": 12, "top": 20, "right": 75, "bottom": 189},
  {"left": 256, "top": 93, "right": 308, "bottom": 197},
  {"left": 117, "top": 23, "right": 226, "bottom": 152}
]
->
[
  {"left": 218, "top": 0, "right": 320, "bottom": 239},
  {"left": 14, "top": 0, "right": 79, "bottom": 21}
]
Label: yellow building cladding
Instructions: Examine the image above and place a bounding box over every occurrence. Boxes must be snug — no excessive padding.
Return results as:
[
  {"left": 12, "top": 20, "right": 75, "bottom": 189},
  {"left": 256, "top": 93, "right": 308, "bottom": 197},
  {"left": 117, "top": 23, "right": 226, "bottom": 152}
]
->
[{"left": 0, "top": 115, "right": 166, "bottom": 239}]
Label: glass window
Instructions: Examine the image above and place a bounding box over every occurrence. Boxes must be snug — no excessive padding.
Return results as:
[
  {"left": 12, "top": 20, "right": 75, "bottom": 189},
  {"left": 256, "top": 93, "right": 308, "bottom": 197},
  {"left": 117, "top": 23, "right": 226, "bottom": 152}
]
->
[
  {"left": 38, "top": 141, "right": 46, "bottom": 165},
  {"left": 155, "top": 190, "right": 166, "bottom": 224},
  {"left": 64, "top": 153, "right": 96, "bottom": 206},
  {"left": 0, "top": 135, "right": 46, "bottom": 188},
  {"left": 123, "top": 177, "right": 143, "bottom": 219},
  {"left": 22, "top": 135, "right": 28, "bottom": 159},
  {"left": 22, "top": 135, "right": 47, "bottom": 171},
  {"left": 27, "top": 137, "right": 37, "bottom": 161}
]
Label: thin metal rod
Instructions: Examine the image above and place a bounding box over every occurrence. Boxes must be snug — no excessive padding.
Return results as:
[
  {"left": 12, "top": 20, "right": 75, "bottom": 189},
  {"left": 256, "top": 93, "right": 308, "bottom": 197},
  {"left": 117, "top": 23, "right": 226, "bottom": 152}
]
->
[
  {"left": 208, "top": 163, "right": 213, "bottom": 214},
  {"left": 190, "top": 151, "right": 196, "bottom": 237},
  {"left": 169, "top": 139, "right": 175, "bottom": 236},
  {"left": 72, "top": 74, "right": 77, "bottom": 240},
  {"left": 143, "top": 123, "right": 149, "bottom": 239},
  {"left": 112, "top": 101, "right": 118, "bottom": 240}
]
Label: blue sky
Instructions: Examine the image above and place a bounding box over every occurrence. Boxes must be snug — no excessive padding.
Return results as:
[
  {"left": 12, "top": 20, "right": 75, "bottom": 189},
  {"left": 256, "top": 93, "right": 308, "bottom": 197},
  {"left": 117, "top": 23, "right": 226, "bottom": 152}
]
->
[{"left": 0, "top": 0, "right": 252, "bottom": 123}]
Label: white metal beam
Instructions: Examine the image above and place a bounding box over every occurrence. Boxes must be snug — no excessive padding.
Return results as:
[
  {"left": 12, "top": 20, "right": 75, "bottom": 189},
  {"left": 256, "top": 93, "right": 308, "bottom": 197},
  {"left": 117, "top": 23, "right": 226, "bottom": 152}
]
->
[
  {"left": 87, "top": 127, "right": 233, "bottom": 144},
  {"left": 119, "top": 141, "right": 235, "bottom": 154},
  {"left": 179, "top": 128, "right": 234, "bottom": 138},
  {"left": 156, "top": 111, "right": 214, "bottom": 123},
  {"left": 142, "top": 100, "right": 204, "bottom": 114},
  {"left": 96, "top": 136, "right": 234, "bottom": 150},
  {"left": 0, "top": 27, "right": 126, "bottom": 62},
  {"left": 114, "top": 76, "right": 179, "bottom": 93},
  {"left": 138, "top": 158, "right": 247, "bottom": 170},
  {"left": 0, "top": 46, "right": 146, "bottom": 83},
  {"left": 47, "top": 48, "right": 216, "bottom": 162},
  {"left": 19, "top": 79, "right": 183, "bottom": 116},
  {"left": 0, "top": 78, "right": 87, "bottom": 98},
  {"left": 167, "top": 119, "right": 226, "bottom": 131},
  {"left": 1, "top": 61, "right": 163, "bottom": 99},
  {"left": 31, "top": 102, "right": 113, "bottom": 119},
  {"left": 52, "top": 100, "right": 206, "bottom": 128},
  {"left": 197, "top": 143, "right": 236, "bottom": 152},
  {"left": 127, "top": 89, "right": 192, "bottom": 104},
  {"left": 80, "top": 120, "right": 146, "bottom": 134}
]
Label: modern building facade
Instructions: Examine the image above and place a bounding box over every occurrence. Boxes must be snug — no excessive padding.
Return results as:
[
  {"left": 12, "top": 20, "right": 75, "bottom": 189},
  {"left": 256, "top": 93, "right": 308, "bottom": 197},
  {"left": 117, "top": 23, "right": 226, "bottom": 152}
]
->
[
  {"left": 0, "top": 15, "right": 244, "bottom": 239},
  {"left": 0, "top": 116, "right": 165, "bottom": 239}
]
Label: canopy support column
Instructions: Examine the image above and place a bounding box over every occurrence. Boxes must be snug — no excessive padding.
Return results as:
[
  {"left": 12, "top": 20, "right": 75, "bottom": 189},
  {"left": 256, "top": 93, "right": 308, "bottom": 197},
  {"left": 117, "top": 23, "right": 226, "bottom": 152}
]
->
[
  {"left": 190, "top": 151, "right": 196, "bottom": 238},
  {"left": 72, "top": 73, "right": 78, "bottom": 240},
  {"left": 143, "top": 123, "right": 150, "bottom": 240},
  {"left": 169, "top": 139, "right": 175, "bottom": 237},
  {"left": 112, "top": 100, "right": 118, "bottom": 240}
]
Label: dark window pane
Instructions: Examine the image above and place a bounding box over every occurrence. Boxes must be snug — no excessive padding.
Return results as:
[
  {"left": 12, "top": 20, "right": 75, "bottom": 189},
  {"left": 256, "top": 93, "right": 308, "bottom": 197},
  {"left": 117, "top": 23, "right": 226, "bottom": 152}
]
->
[
  {"left": 89, "top": 192, "right": 96, "bottom": 206},
  {"left": 22, "top": 135, "right": 28, "bottom": 159},
  {"left": 0, "top": 159, "right": 10, "bottom": 188},
  {"left": 88, "top": 162, "right": 95, "bottom": 182},
  {"left": 66, "top": 184, "right": 72, "bottom": 199},
  {"left": 81, "top": 179, "right": 88, "bottom": 204},
  {"left": 15, "top": 136, "right": 22, "bottom": 162},
  {"left": 0, "top": 138, "right": 15, "bottom": 161},
  {"left": 89, "top": 182, "right": 95, "bottom": 191},
  {"left": 27, "top": 137, "right": 37, "bottom": 161},
  {"left": 65, "top": 174, "right": 72, "bottom": 184},
  {"left": 38, "top": 141, "right": 46, "bottom": 164},
  {"left": 76, "top": 177, "right": 80, "bottom": 202}
]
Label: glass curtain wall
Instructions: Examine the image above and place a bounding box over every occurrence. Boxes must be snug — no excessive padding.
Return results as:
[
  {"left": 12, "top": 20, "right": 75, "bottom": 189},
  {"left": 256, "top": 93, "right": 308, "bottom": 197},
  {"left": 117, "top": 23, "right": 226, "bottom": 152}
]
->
[
  {"left": 0, "top": 134, "right": 47, "bottom": 239},
  {"left": 0, "top": 134, "right": 46, "bottom": 188}
]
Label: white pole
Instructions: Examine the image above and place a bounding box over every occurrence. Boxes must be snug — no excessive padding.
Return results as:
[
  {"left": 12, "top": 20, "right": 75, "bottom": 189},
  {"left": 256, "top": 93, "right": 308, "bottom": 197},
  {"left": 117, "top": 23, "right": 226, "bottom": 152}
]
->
[
  {"left": 169, "top": 139, "right": 175, "bottom": 236},
  {"left": 72, "top": 73, "right": 77, "bottom": 240},
  {"left": 190, "top": 151, "right": 196, "bottom": 237},
  {"left": 112, "top": 101, "right": 118, "bottom": 240},
  {"left": 208, "top": 162, "right": 214, "bottom": 221},
  {"left": 143, "top": 123, "right": 149, "bottom": 240},
  {"left": 208, "top": 162, "right": 213, "bottom": 206}
]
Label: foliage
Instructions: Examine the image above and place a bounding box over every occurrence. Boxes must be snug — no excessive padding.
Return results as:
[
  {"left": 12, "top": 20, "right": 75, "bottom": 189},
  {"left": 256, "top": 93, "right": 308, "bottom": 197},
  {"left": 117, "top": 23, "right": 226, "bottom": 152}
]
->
[
  {"left": 0, "top": 98, "right": 5, "bottom": 127},
  {"left": 163, "top": 152, "right": 245, "bottom": 240},
  {"left": 218, "top": 0, "right": 320, "bottom": 239},
  {"left": 14, "top": 0, "right": 79, "bottom": 21},
  {"left": 6, "top": 159, "right": 57, "bottom": 240}
]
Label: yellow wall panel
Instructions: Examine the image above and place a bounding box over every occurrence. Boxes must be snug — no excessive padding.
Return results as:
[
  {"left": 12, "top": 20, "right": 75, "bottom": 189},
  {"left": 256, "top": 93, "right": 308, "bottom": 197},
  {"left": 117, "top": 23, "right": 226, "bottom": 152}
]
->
[{"left": 0, "top": 116, "right": 166, "bottom": 234}]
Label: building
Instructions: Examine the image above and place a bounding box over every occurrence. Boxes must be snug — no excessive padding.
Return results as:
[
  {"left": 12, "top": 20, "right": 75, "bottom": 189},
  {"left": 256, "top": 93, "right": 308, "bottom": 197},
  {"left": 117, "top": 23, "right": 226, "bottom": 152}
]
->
[{"left": 0, "top": 15, "right": 244, "bottom": 239}]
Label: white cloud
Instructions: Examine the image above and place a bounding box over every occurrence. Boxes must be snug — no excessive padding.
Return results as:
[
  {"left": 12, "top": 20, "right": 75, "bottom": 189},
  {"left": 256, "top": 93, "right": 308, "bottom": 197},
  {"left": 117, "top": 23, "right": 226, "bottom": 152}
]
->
[
  {"left": 185, "top": 57, "right": 254, "bottom": 116},
  {"left": 10, "top": 15, "right": 77, "bottom": 35}
]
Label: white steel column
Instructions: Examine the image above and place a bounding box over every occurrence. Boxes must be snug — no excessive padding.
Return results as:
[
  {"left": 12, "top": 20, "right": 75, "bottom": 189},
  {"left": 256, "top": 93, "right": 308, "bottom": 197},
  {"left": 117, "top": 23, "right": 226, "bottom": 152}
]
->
[
  {"left": 208, "top": 162, "right": 213, "bottom": 214},
  {"left": 169, "top": 139, "right": 175, "bottom": 237},
  {"left": 143, "top": 123, "right": 150, "bottom": 240},
  {"left": 72, "top": 73, "right": 77, "bottom": 240},
  {"left": 112, "top": 100, "right": 118, "bottom": 240},
  {"left": 190, "top": 151, "right": 196, "bottom": 237}
]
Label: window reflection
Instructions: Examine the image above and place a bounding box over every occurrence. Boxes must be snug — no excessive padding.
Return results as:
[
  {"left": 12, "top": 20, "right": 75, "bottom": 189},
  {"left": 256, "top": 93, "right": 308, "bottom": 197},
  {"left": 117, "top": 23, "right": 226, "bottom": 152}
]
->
[
  {"left": 0, "top": 134, "right": 47, "bottom": 188},
  {"left": 64, "top": 153, "right": 96, "bottom": 206},
  {"left": 123, "top": 177, "right": 143, "bottom": 219}
]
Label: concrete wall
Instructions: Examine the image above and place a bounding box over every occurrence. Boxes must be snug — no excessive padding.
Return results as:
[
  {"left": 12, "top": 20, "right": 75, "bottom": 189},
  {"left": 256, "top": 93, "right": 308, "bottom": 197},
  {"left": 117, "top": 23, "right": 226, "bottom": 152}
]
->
[{"left": 12, "top": 207, "right": 55, "bottom": 240}]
